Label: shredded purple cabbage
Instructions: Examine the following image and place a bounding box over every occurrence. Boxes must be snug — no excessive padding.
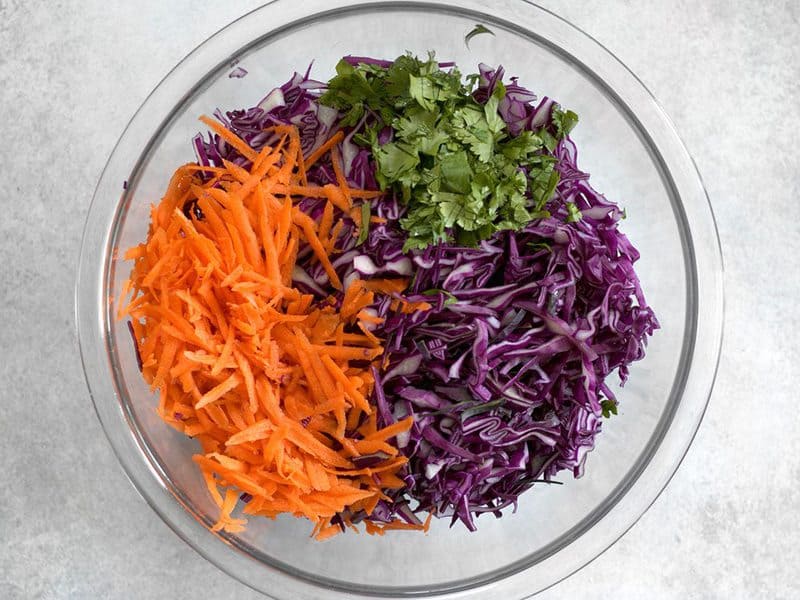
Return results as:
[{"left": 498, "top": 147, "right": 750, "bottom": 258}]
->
[
  {"left": 228, "top": 66, "right": 249, "bottom": 79},
  {"left": 191, "top": 61, "right": 658, "bottom": 531},
  {"left": 194, "top": 68, "right": 338, "bottom": 171},
  {"left": 361, "top": 66, "right": 658, "bottom": 529},
  {"left": 366, "top": 160, "right": 658, "bottom": 528}
]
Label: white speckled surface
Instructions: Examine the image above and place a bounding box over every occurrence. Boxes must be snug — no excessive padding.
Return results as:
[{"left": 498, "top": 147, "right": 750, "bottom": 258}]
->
[{"left": 1, "top": 1, "right": 797, "bottom": 598}]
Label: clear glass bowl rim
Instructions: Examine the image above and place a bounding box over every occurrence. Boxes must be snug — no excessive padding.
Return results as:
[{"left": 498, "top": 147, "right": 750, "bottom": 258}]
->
[{"left": 75, "top": 1, "right": 724, "bottom": 598}]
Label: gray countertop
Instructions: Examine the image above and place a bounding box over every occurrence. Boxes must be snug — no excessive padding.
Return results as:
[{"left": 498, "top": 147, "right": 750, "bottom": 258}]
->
[{"left": 1, "top": 1, "right": 797, "bottom": 598}]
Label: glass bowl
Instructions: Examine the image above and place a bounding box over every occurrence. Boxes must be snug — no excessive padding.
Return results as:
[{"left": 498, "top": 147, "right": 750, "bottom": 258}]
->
[{"left": 76, "top": 1, "right": 723, "bottom": 598}]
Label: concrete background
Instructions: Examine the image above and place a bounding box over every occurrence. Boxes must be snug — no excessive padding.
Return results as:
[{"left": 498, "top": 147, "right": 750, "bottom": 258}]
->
[{"left": 1, "top": 1, "right": 797, "bottom": 598}]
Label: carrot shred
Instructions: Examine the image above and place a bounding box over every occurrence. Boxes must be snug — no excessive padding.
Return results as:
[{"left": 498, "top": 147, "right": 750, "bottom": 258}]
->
[
  {"left": 330, "top": 145, "right": 352, "bottom": 208},
  {"left": 317, "top": 201, "right": 334, "bottom": 250},
  {"left": 120, "top": 125, "right": 421, "bottom": 541},
  {"left": 363, "top": 416, "right": 413, "bottom": 442},
  {"left": 322, "top": 183, "right": 351, "bottom": 213},
  {"left": 320, "top": 354, "right": 371, "bottom": 414},
  {"left": 361, "top": 278, "right": 409, "bottom": 294},
  {"left": 199, "top": 115, "right": 258, "bottom": 163},
  {"left": 294, "top": 213, "right": 342, "bottom": 290},
  {"left": 272, "top": 183, "right": 384, "bottom": 200},
  {"left": 303, "top": 130, "right": 344, "bottom": 169}
]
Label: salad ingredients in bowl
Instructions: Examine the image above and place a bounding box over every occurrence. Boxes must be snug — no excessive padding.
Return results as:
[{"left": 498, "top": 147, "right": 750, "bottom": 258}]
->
[
  {"left": 77, "top": 2, "right": 722, "bottom": 597},
  {"left": 120, "top": 53, "right": 657, "bottom": 539}
]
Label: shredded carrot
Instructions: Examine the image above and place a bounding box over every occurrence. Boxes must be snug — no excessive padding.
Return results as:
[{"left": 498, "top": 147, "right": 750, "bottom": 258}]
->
[
  {"left": 330, "top": 145, "right": 352, "bottom": 208},
  {"left": 322, "top": 183, "right": 351, "bottom": 213},
  {"left": 361, "top": 278, "right": 409, "bottom": 294},
  {"left": 303, "top": 130, "right": 344, "bottom": 169},
  {"left": 272, "top": 183, "right": 384, "bottom": 200},
  {"left": 120, "top": 122, "right": 422, "bottom": 540},
  {"left": 199, "top": 115, "right": 259, "bottom": 164}
]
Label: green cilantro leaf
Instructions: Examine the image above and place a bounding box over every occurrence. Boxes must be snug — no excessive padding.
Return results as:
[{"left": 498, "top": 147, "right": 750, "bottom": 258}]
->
[
  {"left": 464, "top": 24, "right": 495, "bottom": 49},
  {"left": 566, "top": 202, "right": 583, "bottom": 223},
  {"left": 374, "top": 142, "right": 419, "bottom": 182},
  {"left": 552, "top": 107, "right": 579, "bottom": 139},
  {"left": 408, "top": 73, "right": 438, "bottom": 111},
  {"left": 439, "top": 151, "right": 472, "bottom": 194},
  {"left": 600, "top": 399, "right": 618, "bottom": 418},
  {"left": 528, "top": 241, "right": 552, "bottom": 253},
  {"left": 421, "top": 288, "right": 459, "bottom": 305},
  {"left": 483, "top": 94, "right": 506, "bottom": 135},
  {"left": 460, "top": 399, "right": 503, "bottom": 421},
  {"left": 357, "top": 201, "right": 371, "bottom": 245},
  {"left": 529, "top": 161, "right": 560, "bottom": 209}
]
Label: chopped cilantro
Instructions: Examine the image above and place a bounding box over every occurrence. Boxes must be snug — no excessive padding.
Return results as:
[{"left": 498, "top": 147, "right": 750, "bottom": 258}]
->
[
  {"left": 461, "top": 399, "right": 503, "bottom": 421},
  {"left": 552, "top": 107, "right": 580, "bottom": 139},
  {"left": 465, "top": 24, "right": 495, "bottom": 48},
  {"left": 320, "top": 53, "right": 579, "bottom": 251},
  {"left": 421, "top": 288, "right": 459, "bottom": 305},
  {"left": 566, "top": 202, "right": 583, "bottom": 223},
  {"left": 600, "top": 399, "right": 618, "bottom": 418},
  {"left": 528, "top": 241, "right": 552, "bottom": 253},
  {"left": 357, "top": 201, "right": 371, "bottom": 245}
]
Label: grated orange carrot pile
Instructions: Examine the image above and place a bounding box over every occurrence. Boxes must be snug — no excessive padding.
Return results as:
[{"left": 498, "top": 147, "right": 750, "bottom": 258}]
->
[{"left": 119, "top": 119, "right": 427, "bottom": 540}]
